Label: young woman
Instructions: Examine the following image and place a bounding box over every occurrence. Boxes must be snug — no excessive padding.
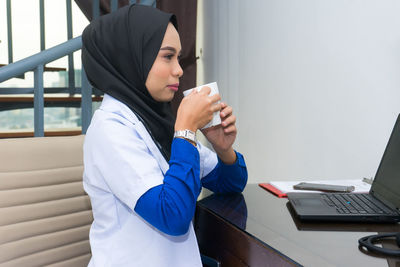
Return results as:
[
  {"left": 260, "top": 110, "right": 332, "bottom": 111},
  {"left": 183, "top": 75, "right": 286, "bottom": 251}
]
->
[{"left": 82, "top": 4, "right": 247, "bottom": 266}]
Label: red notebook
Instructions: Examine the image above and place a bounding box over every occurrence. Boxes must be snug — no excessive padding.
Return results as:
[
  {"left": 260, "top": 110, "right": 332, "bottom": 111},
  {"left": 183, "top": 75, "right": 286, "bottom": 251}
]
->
[{"left": 258, "top": 183, "right": 287, "bottom": 198}]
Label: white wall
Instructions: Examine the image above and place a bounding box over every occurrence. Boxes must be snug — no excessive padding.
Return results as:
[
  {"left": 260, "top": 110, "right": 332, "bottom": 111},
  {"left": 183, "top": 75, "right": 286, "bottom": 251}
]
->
[{"left": 197, "top": 0, "right": 400, "bottom": 183}]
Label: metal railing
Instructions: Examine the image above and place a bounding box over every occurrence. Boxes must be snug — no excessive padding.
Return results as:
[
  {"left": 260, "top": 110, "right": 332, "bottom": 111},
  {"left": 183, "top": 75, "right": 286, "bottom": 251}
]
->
[
  {"left": 4, "top": 0, "right": 153, "bottom": 65},
  {"left": 0, "top": 0, "right": 156, "bottom": 137},
  {"left": 0, "top": 37, "right": 92, "bottom": 136}
]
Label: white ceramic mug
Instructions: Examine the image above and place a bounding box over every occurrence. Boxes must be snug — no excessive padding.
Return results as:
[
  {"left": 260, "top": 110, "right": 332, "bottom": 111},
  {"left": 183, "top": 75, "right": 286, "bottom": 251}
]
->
[{"left": 183, "top": 82, "right": 221, "bottom": 129}]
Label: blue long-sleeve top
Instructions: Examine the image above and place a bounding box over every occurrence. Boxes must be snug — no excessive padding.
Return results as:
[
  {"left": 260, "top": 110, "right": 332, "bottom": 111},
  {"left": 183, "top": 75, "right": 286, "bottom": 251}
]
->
[{"left": 134, "top": 138, "right": 248, "bottom": 236}]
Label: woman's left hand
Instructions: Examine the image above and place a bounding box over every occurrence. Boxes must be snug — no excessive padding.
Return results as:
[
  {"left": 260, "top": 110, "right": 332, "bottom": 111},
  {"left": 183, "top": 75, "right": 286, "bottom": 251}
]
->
[{"left": 201, "top": 102, "right": 237, "bottom": 164}]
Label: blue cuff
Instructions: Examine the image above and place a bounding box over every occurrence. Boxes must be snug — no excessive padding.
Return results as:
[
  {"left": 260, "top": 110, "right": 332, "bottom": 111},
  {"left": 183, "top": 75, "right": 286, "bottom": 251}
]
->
[
  {"left": 202, "top": 150, "right": 248, "bottom": 193},
  {"left": 218, "top": 150, "right": 246, "bottom": 168}
]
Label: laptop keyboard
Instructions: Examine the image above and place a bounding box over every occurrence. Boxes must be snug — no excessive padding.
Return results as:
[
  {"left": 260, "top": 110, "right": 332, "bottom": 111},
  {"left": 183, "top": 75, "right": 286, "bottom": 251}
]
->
[{"left": 321, "top": 193, "right": 395, "bottom": 214}]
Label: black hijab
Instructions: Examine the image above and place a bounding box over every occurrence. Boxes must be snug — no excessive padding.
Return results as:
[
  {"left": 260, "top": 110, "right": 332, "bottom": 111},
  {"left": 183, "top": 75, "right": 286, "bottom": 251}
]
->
[{"left": 82, "top": 5, "right": 178, "bottom": 161}]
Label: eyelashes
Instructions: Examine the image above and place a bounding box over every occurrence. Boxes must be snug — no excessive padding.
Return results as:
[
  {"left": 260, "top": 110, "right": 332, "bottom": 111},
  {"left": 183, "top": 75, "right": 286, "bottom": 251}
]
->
[{"left": 163, "top": 54, "right": 182, "bottom": 61}]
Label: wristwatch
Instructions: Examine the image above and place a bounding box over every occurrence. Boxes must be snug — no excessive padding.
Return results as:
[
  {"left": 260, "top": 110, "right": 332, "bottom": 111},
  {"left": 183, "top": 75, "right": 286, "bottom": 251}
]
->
[{"left": 174, "top": 129, "right": 197, "bottom": 143}]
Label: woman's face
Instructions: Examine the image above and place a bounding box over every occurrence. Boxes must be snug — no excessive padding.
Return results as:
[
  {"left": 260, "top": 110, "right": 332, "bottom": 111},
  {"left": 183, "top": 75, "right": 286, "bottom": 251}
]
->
[{"left": 145, "top": 23, "right": 183, "bottom": 102}]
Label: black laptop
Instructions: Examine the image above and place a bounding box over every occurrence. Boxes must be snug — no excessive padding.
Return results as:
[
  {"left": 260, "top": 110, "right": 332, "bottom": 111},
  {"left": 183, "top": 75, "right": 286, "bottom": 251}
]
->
[{"left": 288, "top": 114, "right": 400, "bottom": 223}]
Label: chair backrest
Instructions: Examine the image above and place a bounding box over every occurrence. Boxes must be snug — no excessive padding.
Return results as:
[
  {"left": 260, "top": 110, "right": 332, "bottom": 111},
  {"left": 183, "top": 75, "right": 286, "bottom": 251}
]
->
[{"left": 0, "top": 135, "right": 92, "bottom": 267}]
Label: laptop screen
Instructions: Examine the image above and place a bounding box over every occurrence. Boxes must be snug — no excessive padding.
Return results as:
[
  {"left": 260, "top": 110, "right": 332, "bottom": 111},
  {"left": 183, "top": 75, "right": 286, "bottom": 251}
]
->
[{"left": 370, "top": 114, "right": 400, "bottom": 210}]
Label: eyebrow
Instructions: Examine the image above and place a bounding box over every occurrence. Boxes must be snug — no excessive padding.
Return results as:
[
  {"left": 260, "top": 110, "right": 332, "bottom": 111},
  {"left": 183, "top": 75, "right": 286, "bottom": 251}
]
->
[{"left": 160, "top": 46, "right": 182, "bottom": 56}]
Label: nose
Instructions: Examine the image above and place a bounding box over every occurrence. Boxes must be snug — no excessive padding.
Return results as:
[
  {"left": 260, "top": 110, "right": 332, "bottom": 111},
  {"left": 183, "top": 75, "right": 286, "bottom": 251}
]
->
[{"left": 173, "top": 60, "right": 183, "bottom": 78}]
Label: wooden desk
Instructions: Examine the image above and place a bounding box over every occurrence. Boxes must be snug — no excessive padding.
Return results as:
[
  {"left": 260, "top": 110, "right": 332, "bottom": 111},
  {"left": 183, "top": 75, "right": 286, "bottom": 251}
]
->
[{"left": 195, "top": 184, "right": 400, "bottom": 267}]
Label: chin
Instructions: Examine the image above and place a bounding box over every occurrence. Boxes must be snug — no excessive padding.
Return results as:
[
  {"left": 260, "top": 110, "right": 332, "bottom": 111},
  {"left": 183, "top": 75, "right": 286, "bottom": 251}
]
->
[
  {"left": 156, "top": 94, "right": 174, "bottom": 103},
  {"left": 165, "top": 96, "right": 174, "bottom": 102},
  {"left": 165, "top": 92, "right": 175, "bottom": 102}
]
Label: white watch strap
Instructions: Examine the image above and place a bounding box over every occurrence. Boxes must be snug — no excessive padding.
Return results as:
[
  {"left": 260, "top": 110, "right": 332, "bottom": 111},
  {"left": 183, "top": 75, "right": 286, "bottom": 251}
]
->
[{"left": 174, "top": 130, "right": 197, "bottom": 143}]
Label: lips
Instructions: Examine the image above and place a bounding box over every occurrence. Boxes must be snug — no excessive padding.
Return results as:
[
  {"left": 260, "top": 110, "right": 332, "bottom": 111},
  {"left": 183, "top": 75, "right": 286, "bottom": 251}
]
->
[{"left": 167, "top": 84, "right": 179, "bottom": 92}]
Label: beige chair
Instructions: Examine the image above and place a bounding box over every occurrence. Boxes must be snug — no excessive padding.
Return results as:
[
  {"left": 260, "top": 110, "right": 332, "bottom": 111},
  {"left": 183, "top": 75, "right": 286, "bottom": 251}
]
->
[{"left": 0, "top": 135, "right": 92, "bottom": 267}]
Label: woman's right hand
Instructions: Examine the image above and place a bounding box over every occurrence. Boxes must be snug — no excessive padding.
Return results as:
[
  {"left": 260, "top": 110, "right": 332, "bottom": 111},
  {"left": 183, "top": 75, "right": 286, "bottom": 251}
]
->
[{"left": 175, "top": 86, "right": 221, "bottom": 132}]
